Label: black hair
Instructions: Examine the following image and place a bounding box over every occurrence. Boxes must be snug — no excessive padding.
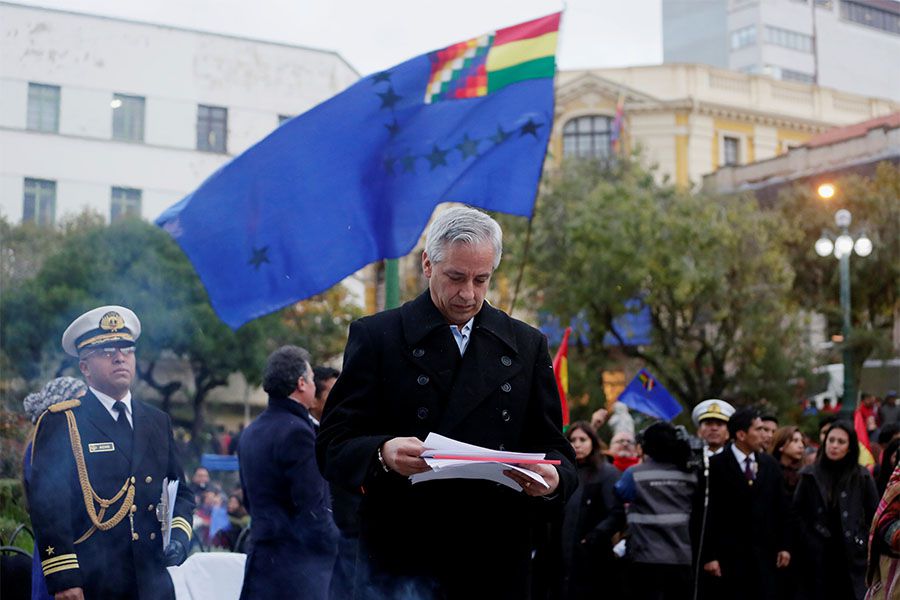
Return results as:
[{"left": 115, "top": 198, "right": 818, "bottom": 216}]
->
[
  {"left": 262, "top": 346, "right": 311, "bottom": 398},
  {"left": 878, "top": 423, "right": 900, "bottom": 446},
  {"left": 760, "top": 414, "right": 778, "bottom": 425},
  {"left": 727, "top": 407, "right": 760, "bottom": 438},
  {"left": 877, "top": 438, "right": 900, "bottom": 495},
  {"left": 818, "top": 414, "right": 838, "bottom": 431},
  {"left": 566, "top": 420, "right": 602, "bottom": 467},
  {"left": 817, "top": 420, "right": 860, "bottom": 466},
  {"left": 313, "top": 366, "right": 340, "bottom": 399},
  {"left": 640, "top": 422, "right": 690, "bottom": 470}
]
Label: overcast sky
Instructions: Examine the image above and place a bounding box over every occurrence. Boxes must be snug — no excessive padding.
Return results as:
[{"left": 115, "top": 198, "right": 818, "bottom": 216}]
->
[{"left": 15, "top": 0, "right": 663, "bottom": 75}]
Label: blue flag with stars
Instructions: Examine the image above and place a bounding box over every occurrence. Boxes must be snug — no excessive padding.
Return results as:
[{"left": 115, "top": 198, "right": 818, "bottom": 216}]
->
[
  {"left": 156, "top": 14, "right": 560, "bottom": 328},
  {"left": 618, "top": 369, "right": 683, "bottom": 421}
]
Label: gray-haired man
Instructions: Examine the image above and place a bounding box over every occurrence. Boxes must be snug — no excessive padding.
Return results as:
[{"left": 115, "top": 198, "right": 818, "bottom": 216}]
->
[{"left": 317, "top": 206, "right": 576, "bottom": 599}]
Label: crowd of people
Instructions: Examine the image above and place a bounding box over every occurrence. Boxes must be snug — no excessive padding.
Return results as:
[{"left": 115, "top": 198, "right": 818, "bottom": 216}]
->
[{"left": 15, "top": 206, "right": 900, "bottom": 600}]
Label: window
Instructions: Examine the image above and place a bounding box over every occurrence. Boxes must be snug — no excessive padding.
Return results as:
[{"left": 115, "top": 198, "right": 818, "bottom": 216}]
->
[
  {"left": 112, "top": 93, "right": 145, "bottom": 142},
  {"left": 841, "top": 1, "right": 900, "bottom": 34},
  {"left": 111, "top": 187, "right": 142, "bottom": 222},
  {"left": 764, "top": 25, "right": 813, "bottom": 52},
  {"left": 730, "top": 25, "right": 757, "bottom": 50},
  {"left": 562, "top": 115, "right": 613, "bottom": 159},
  {"left": 27, "top": 83, "right": 60, "bottom": 132},
  {"left": 23, "top": 178, "right": 57, "bottom": 226},
  {"left": 197, "top": 105, "right": 228, "bottom": 153},
  {"left": 723, "top": 136, "right": 741, "bottom": 166},
  {"left": 780, "top": 68, "right": 815, "bottom": 83}
]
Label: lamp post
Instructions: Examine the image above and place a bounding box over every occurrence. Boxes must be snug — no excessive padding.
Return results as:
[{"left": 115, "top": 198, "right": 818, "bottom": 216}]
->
[{"left": 814, "top": 202, "right": 873, "bottom": 419}]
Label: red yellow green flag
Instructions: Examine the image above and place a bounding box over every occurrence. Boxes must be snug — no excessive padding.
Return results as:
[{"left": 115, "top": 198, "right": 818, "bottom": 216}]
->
[{"left": 552, "top": 326, "right": 572, "bottom": 428}]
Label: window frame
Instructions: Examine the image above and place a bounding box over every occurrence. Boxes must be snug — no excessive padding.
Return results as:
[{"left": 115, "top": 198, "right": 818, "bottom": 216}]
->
[
  {"left": 197, "top": 104, "right": 228, "bottom": 153},
  {"left": 23, "top": 178, "right": 57, "bottom": 226},
  {"left": 27, "top": 83, "right": 61, "bottom": 133},
  {"left": 111, "top": 93, "right": 146, "bottom": 142},
  {"left": 110, "top": 186, "right": 143, "bottom": 222},
  {"left": 562, "top": 115, "right": 614, "bottom": 160}
]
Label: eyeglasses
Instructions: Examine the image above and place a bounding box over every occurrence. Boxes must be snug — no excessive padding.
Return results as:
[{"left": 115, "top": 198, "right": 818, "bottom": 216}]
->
[{"left": 84, "top": 347, "right": 136, "bottom": 359}]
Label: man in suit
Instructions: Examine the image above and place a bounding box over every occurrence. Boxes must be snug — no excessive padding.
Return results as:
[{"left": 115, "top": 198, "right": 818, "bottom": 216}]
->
[
  {"left": 317, "top": 206, "right": 577, "bottom": 599},
  {"left": 28, "top": 305, "right": 194, "bottom": 600},
  {"left": 701, "top": 407, "right": 791, "bottom": 599},
  {"left": 238, "top": 346, "right": 338, "bottom": 600}
]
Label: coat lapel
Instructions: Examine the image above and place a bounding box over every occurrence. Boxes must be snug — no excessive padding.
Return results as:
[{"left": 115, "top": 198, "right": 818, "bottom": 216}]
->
[
  {"left": 82, "top": 391, "right": 132, "bottom": 464},
  {"left": 131, "top": 399, "right": 152, "bottom": 470},
  {"left": 401, "top": 292, "right": 460, "bottom": 397},
  {"left": 439, "top": 302, "right": 521, "bottom": 434}
]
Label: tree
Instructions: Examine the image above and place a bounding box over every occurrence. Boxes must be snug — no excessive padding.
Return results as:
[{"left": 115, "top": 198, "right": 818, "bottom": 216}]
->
[
  {"left": 499, "top": 159, "right": 811, "bottom": 414},
  {"left": 775, "top": 162, "right": 900, "bottom": 383},
  {"left": 1, "top": 216, "right": 359, "bottom": 441}
]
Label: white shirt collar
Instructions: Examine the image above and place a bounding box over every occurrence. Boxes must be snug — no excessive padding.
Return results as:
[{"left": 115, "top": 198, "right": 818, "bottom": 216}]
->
[
  {"left": 449, "top": 317, "right": 475, "bottom": 355},
  {"left": 731, "top": 443, "right": 755, "bottom": 466},
  {"left": 91, "top": 387, "right": 133, "bottom": 426}
]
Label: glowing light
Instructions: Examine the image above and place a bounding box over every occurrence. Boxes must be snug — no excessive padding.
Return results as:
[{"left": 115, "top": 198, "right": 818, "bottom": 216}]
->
[{"left": 817, "top": 183, "right": 836, "bottom": 199}]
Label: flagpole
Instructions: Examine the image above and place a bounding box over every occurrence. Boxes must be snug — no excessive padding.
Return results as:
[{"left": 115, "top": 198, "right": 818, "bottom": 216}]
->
[
  {"left": 385, "top": 258, "right": 400, "bottom": 309},
  {"left": 507, "top": 217, "right": 534, "bottom": 317}
]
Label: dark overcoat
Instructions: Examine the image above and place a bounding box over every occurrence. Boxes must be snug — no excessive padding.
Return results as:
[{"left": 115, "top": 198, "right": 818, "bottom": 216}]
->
[
  {"left": 316, "top": 291, "right": 577, "bottom": 599},
  {"left": 238, "top": 396, "right": 338, "bottom": 600},
  {"left": 793, "top": 463, "right": 878, "bottom": 600},
  {"left": 28, "top": 391, "right": 194, "bottom": 600},
  {"left": 702, "top": 444, "right": 789, "bottom": 600}
]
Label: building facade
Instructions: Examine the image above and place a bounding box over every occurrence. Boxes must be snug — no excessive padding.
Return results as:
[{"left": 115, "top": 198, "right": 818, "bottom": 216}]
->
[
  {"left": 662, "top": 0, "right": 900, "bottom": 101},
  {"left": 553, "top": 63, "right": 899, "bottom": 187},
  {"left": 0, "top": 2, "right": 359, "bottom": 226}
]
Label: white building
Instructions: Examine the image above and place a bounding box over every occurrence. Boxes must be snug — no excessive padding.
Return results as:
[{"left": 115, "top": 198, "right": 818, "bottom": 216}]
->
[
  {"left": 0, "top": 2, "right": 359, "bottom": 226},
  {"left": 662, "top": 0, "right": 900, "bottom": 101}
]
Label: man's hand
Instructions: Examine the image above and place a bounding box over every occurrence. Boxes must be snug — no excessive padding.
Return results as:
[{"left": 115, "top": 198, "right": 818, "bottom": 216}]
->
[
  {"left": 776, "top": 550, "right": 791, "bottom": 568},
  {"left": 55, "top": 588, "right": 84, "bottom": 600},
  {"left": 703, "top": 561, "right": 722, "bottom": 577},
  {"left": 590, "top": 408, "right": 609, "bottom": 430},
  {"left": 164, "top": 539, "right": 187, "bottom": 567},
  {"left": 502, "top": 464, "right": 560, "bottom": 497},
  {"left": 380, "top": 437, "right": 431, "bottom": 476}
]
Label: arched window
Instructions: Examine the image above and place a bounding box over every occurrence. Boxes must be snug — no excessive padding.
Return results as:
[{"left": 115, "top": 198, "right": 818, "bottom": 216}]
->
[{"left": 562, "top": 115, "right": 613, "bottom": 159}]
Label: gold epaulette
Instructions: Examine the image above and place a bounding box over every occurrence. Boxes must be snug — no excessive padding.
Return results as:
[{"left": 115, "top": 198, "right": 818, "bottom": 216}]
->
[{"left": 49, "top": 399, "right": 82, "bottom": 413}]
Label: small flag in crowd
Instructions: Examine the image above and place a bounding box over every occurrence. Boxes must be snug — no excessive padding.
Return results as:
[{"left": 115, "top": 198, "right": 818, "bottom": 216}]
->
[
  {"left": 552, "top": 326, "right": 572, "bottom": 427},
  {"left": 617, "top": 369, "right": 682, "bottom": 421},
  {"left": 156, "top": 13, "right": 561, "bottom": 328},
  {"left": 854, "top": 408, "right": 876, "bottom": 469}
]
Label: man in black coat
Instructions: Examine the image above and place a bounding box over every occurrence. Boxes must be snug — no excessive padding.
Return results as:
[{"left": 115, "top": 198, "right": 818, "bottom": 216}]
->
[
  {"left": 317, "top": 206, "right": 577, "bottom": 600},
  {"left": 701, "top": 407, "right": 791, "bottom": 600},
  {"left": 29, "top": 305, "right": 194, "bottom": 600},
  {"left": 238, "top": 346, "right": 338, "bottom": 600}
]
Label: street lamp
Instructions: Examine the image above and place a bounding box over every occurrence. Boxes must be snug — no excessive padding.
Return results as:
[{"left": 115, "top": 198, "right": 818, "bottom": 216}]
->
[{"left": 814, "top": 204, "right": 873, "bottom": 419}]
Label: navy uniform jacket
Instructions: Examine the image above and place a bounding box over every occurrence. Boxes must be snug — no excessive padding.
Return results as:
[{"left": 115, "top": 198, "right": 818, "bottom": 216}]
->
[
  {"left": 238, "top": 396, "right": 338, "bottom": 600},
  {"left": 28, "top": 391, "right": 194, "bottom": 599},
  {"left": 316, "top": 291, "right": 577, "bottom": 598}
]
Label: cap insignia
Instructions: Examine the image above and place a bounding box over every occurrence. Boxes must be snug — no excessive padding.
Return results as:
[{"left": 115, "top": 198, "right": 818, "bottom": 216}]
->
[{"left": 100, "top": 311, "right": 125, "bottom": 332}]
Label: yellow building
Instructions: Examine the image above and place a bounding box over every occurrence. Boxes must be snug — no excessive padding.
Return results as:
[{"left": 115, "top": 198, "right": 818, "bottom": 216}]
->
[{"left": 553, "top": 64, "right": 899, "bottom": 188}]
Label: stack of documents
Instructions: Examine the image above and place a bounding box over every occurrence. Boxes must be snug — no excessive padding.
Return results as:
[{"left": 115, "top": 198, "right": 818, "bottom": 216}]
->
[{"left": 411, "top": 433, "right": 558, "bottom": 492}]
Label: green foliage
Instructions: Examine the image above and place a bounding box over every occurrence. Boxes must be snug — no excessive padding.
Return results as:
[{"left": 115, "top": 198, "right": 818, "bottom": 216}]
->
[
  {"left": 776, "top": 162, "right": 900, "bottom": 366},
  {"left": 0, "top": 478, "right": 32, "bottom": 551},
  {"left": 1, "top": 215, "right": 361, "bottom": 440},
  {"left": 500, "top": 159, "right": 812, "bottom": 415}
]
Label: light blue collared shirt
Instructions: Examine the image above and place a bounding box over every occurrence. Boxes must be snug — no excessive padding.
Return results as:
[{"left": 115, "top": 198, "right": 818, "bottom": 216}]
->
[{"left": 450, "top": 318, "right": 475, "bottom": 356}]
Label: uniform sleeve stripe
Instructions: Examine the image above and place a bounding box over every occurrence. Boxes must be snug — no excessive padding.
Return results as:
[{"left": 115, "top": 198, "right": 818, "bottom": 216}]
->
[
  {"left": 44, "top": 562, "right": 81, "bottom": 576},
  {"left": 172, "top": 518, "right": 193, "bottom": 539},
  {"left": 42, "top": 554, "right": 79, "bottom": 568}
]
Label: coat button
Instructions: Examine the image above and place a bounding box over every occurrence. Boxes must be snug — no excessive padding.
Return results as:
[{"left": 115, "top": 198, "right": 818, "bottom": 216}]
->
[
  {"left": 845, "top": 531, "right": 851, "bottom": 538},
  {"left": 842, "top": 511, "right": 849, "bottom": 518},
  {"left": 416, "top": 407, "right": 429, "bottom": 420},
  {"left": 501, "top": 410, "right": 511, "bottom": 422},
  {"left": 148, "top": 504, "right": 155, "bottom": 512},
  {"left": 500, "top": 382, "right": 511, "bottom": 393},
  {"left": 412, "top": 348, "right": 425, "bottom": 357},
  {"left": 132, "top": 533, "right": 139, "bottom": 541},
  {"left": 150, "top": 533, "right": 156, "bottom": 541},
  {"left": 840, "top": 491, "right": 847, "bottom": 498},
  {"left": 417, "top": 375, "right": 429, "bottom": 385},
  {"left": 501, "top": 356, "right": 512, "bottom": 367},
  {"left": 145, "top": 476, "right": 153, "bottom": 484}
]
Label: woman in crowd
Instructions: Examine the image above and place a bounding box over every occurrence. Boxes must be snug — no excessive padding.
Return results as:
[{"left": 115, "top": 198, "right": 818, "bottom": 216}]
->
[
  {"left": 794, "top": 421, "right": 879, "bottom": 600},
  {"left": 866, "top": 463, "right": 900, "bottom": 599},
  {"left": 771, "top": 425, "right": 805, "bottom": 496},
  {"left": 560, "top": 421, "right": 623, "bottom": 599},
  {"left": 210, "top": 491, "right": 250, "bottom": 551}
]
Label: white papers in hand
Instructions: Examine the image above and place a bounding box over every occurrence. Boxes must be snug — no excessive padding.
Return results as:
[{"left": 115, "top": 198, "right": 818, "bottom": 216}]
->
[
  {"left": 160, "top": 479, "right": 179, "bottom": 547},
  {"left": 411, "top": 432, "right": 550, "bottom": 492}
]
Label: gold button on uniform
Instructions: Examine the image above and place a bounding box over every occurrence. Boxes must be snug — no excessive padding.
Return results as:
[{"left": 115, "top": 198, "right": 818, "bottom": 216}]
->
[
  {"left": 145, "top": 476, "right": 153, "bottom": 484},
  {"left": 148, "top": 504, "right": 155, "bottom": 512},
  {"left": 130, "top": 504, "right": 137, "bottom": 514},
  {"left": 150, "top": 533, "right": 156, "bottom": 540},
  {"left": 130, "top": 476, "right": 136, "bottom": 483},
  {"left": 132, "top": 533, "right": 139, "bottom": 541}
]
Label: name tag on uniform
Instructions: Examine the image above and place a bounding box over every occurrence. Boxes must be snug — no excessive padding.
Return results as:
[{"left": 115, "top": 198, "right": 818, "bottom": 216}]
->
[{"left": 88, "top": 442, "right": 115, "bottom": 453}]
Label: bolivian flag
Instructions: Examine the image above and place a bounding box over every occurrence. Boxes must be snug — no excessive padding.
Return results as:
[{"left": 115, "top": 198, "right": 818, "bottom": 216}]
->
[{"left": 553, "top": 326, "right": 572, "bottom": 427}]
